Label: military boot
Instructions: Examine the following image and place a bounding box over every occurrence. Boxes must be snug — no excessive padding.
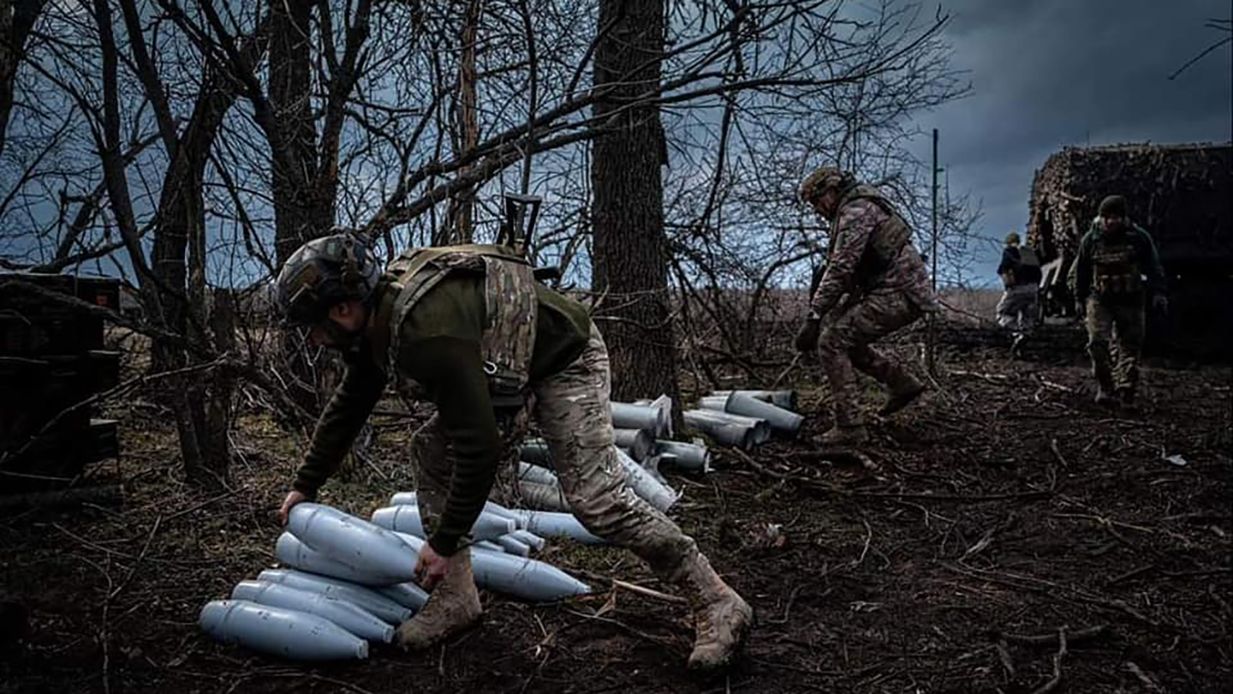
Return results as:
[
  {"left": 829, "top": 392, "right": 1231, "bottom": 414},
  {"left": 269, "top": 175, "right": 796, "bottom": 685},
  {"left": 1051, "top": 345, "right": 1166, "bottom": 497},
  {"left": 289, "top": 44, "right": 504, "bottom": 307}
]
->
[
  {"left": 395, "top": 549, "right": 482, "bottom": 651},
  {"left": 877, "top": 372, "right": 926, "bottom": 417},
  {"left": 674, "top": 553, "right": 753, "bottom": 671}
]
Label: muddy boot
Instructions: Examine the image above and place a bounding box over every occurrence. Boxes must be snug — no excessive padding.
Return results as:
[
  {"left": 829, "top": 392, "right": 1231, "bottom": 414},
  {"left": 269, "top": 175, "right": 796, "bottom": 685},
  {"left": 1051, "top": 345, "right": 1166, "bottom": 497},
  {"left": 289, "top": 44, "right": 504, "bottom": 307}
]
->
[
  {"left": 675, "top": 554, "right": 753, "bottom": 671},
  {"left": 877, "top": 373, "right": 926, "bottom": 417},
  {"left": 819, "top": 424, "right": 870, "bottom": 446},
  {"left": 395, "top": 549, "right": 482, "bottom": 651}
]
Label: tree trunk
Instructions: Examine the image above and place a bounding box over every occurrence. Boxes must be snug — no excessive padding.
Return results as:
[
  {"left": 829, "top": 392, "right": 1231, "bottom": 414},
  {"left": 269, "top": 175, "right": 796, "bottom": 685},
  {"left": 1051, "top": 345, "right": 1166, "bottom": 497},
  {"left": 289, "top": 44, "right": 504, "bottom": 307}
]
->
[
  {"left": 269, "top": 0, "right": 336, "bottom": 415},
  {"left": 589, "top": 0, "right": 679, "bottom": 405},
  {"left": 270, "top": 0, "right": 320, "bottom": 264},
  {"left": 0, "top": 0, "right": 46, "bottom": 159},
  {"left": 447, "top": 0, "right": 480, "bottom": 243}
]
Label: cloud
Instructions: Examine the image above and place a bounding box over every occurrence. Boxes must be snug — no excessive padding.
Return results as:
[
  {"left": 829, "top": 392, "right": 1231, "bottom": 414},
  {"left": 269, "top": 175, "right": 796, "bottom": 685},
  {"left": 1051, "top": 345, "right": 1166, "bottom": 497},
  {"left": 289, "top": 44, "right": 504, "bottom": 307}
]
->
[{"left": 907, "top": 0, "right": 1231, "bottom": 284}]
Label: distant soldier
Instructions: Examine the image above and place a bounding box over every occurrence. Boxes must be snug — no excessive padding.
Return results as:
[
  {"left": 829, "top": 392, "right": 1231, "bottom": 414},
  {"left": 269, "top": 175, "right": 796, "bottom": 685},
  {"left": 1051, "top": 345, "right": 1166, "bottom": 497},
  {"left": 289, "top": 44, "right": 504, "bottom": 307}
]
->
[
  {"left": 1068, "top": 195, "right": 1168, "bottom": 408},
  {"left": 795, "top": 167, "right": 936, "bottom": 445},
  {"left": 995, "top": 231, "right": 1042, "bottom": 354},
  {"left": 274, "top": 232, "right": 751, "bottom": 671}
]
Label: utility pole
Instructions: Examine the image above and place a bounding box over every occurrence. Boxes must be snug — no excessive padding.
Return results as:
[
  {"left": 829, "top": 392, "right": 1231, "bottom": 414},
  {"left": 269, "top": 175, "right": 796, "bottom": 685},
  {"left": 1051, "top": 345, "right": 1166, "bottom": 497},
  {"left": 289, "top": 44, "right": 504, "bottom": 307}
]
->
[
  {"left": 931, "top": 128, "right": 939, "bottom": 291},
  {"left": 926, "top": 128, "right": 940, "bottom": 375}
]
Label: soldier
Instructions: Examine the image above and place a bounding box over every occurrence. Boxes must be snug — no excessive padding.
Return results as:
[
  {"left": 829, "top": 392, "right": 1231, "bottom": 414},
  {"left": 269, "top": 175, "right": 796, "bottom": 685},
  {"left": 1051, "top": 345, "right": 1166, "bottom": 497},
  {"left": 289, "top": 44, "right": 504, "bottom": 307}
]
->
[
  {"left": 274, "top": 233, "right": 752, "bottom": 670},
  {"left": 795, "top": 167, "right": 935, "bottom": 445},
  {"left": 1068, "top": 195, "right": 1167, "bottom": 408},
  {"left": 995, "top": 231, "right": 1042, "bottom": 355}
]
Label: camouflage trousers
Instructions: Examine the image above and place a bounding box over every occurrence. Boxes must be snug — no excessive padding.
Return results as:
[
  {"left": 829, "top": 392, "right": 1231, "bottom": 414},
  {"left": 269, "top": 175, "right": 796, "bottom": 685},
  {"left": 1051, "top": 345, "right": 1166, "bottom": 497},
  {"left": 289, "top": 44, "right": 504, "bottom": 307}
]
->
[
  {"left": 816, "top": 291, "right": 923, "bottom": 427},
  {"left": 409, "top": 323, "right": 700, "bottom": 579},
  {"left": 996, "top": 284, "right": 1039, "bottom": 336},
  {"left": 1085, "top": 296, "right": 1144, "bottom": 393}
]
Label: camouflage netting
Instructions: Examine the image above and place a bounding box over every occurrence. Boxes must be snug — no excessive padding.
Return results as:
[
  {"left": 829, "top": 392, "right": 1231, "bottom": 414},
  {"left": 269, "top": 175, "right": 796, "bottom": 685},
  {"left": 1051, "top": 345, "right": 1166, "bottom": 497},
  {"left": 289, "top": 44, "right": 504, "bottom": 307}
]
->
[
  {"left": 1026, "top": 142, "right": 1233, "bottom": 358},
  {"left": 1027, "top": 142, "right": 1233, "bottom": 268}
]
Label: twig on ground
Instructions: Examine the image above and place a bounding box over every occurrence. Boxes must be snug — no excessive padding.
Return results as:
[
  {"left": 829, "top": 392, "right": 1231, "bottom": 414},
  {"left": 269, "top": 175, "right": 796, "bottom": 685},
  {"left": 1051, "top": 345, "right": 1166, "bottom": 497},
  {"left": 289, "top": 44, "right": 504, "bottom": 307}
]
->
[
  {"left": 1030, "top": 626, "right": 1068, "bottom": 694},
  {"left": 570, "top": 570, "right": 687, "bottom": 605},
  {"left": 994, "top": 638, "right": 1016, "bottom": 680},
  {"left": 996, "top": 624, "right": 1106, "bottom": 647}
]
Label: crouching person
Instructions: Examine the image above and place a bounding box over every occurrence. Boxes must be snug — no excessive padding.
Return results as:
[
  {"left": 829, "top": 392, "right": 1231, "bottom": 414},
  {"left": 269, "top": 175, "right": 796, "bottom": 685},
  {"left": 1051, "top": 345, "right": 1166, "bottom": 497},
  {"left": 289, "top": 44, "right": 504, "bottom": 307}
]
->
[{"left": 274, "top": 232, "right": 753, "bottom": 670}]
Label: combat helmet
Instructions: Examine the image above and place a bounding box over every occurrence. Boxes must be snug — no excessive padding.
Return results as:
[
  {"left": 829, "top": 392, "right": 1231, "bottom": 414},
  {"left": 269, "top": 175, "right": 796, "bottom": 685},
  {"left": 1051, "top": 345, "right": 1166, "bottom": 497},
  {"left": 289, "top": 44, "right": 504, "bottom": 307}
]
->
[
  {"left": 798, "top": 166, "right": 855, "bottom": 205},
  {"left": 275, "top": 230, "right": 383, "bottom": 326}
]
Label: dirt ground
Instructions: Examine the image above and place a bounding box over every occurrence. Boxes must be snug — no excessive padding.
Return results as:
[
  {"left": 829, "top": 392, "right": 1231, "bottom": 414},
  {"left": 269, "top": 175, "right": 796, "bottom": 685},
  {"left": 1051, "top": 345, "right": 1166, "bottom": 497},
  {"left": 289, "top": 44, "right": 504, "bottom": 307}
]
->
[{"left": 2, "top": 333, "right": 1230, "bottom": 693}]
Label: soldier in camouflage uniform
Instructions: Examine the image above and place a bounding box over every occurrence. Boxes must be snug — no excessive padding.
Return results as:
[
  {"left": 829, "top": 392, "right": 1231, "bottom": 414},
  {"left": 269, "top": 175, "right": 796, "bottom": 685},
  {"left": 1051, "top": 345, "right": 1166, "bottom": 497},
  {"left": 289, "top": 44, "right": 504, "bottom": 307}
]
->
[
  {"left": 1067, "top": 195, "right": 1167, "bottom": 409},
  {"left": 274, "top": 232, "right": 752, "bottom": 671},
  {"left": 795, "top": 167, "right": 936, "bottom": 445}
]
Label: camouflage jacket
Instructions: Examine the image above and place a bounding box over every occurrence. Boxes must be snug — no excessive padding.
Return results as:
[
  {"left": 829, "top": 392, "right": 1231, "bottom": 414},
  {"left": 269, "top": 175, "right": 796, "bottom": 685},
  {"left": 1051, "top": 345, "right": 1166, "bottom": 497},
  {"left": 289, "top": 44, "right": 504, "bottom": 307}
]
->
[
  {"left": 810, "top": 190, "right": 935, "bottom": 319},
  {"left": 293, "top": 251, "right": 590, "bottom": 555}
]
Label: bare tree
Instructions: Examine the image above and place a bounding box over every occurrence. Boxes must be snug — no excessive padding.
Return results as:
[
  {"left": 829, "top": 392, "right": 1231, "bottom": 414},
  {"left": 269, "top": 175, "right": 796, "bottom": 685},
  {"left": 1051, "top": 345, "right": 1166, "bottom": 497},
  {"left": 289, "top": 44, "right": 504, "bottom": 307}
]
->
[
  {"left": 590, "top": 0, "right": 679, "bottom": 402},
  {"left": 0, "top": 0, "right": 46, "bottom": 158},
  {"left": 0, "top": 0, "right": 974, "bottom": 473}
]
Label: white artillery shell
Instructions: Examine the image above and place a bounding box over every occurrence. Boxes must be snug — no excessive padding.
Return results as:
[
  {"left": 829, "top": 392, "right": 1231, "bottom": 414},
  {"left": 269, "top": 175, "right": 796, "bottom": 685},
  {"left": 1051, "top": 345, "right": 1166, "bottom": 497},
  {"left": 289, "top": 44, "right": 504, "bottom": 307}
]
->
[
  {"left": 389, "top": 494, "right": 523, "bottom": 531},
  {"left": 610, "top": 401, "right": 669, "bottom": 436},
  {"left": 655, "top": 440, "right": 712, "bottom": 473},
  {"left": 199, "top": 599, "right": 368, "bottom": 661},
  {"left": 370, "top": 505, "right": 516, "bottom": 541},
  {"left": 395, "top": 533, "right": 590, "bottom": 603},
  {"left": 707, "top": 391, "right": 803, "bottom": 434},
  {"left": 376, "top": 582, "right": 429, "bottom": 611},
  {"left": 711, "top": 389, "right": 798, "bottom": 411},
  {"left": 508, "top": 529, "right": 547, "bottom": 552},
  {"left": 493, "top": 535, "right": 531, "bottom": 556},
  {"left": 276, "top": 532, "right": 407, "bottom": 586},
  {"left": 508, "top": 510, "right": 606, "bottom": 545},
  {"left": 287, "top": 503, "right": 417, "bottom": 583},
  {"left": 257, "top": 568, "right": 412, "bottom": 624},
  {"left": 615, "top": 447, "right": 679, "bottom": 512},
  {"left": 231, "top": 580, "right": 394, "bottom": 643}
]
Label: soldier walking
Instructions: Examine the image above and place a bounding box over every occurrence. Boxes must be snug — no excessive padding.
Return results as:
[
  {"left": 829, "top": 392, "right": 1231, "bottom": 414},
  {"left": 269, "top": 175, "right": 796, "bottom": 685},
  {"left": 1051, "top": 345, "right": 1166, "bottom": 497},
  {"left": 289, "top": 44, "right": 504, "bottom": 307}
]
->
[
  {"left": 794, "top": 167, "right": 936, "bottom": 445},
  {"left": 1068, "top": 195, "right": 1168, "bottom": 408},
  {"left": 995, "top": 231, "right": 1042, "bottom": 355},
  {"left": 273, "top": 232, "right": 752, "bottom": 670}
]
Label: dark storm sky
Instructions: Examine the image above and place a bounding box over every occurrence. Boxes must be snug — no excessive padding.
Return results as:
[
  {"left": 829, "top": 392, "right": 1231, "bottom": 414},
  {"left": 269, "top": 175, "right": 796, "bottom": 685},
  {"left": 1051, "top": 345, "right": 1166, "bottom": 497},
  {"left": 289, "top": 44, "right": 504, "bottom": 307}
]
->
[{"left": 911, "top": 0, "right": 1232, "bottom": 285}]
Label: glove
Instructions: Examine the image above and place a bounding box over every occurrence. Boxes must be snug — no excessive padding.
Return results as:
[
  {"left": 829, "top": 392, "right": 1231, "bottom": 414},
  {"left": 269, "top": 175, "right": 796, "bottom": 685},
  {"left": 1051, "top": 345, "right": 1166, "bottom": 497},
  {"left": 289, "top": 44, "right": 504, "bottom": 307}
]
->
[
  {"left": 794, "top": 318, "right": 822, "bottom": 353},
  {"left": 1151, "top": 295, "right": 1168, "bottom": 314}
]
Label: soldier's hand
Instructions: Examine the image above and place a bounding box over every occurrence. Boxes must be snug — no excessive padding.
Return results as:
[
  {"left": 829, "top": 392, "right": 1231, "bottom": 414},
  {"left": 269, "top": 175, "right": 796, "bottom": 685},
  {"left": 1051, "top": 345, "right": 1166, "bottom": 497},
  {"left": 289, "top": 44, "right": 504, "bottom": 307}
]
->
[
  {"left": 794, "top": 318, "right": 822, "bottom": 353},
  {"left": 414, "top": 543, "right": 456, "bottom": 591},
  {"left": 279, "top": 490, "right": 309, "bottom": 526}
]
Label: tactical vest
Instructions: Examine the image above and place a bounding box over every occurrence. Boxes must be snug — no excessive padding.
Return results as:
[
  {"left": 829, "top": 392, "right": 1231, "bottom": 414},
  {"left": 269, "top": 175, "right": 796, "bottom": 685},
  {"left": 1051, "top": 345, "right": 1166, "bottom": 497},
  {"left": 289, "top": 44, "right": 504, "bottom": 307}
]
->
[
  {"left": 379, "top": 244, "right": 539, "bottom": 410},
  {"left": 1009, "top": 247, "right": 1042, "bottom": 287},
  {"left": 1090, "top": 232, "right": 1143, "bottom": 297},
  {"left": 832, "top": 184, "right": 914, "bottom": 288}
]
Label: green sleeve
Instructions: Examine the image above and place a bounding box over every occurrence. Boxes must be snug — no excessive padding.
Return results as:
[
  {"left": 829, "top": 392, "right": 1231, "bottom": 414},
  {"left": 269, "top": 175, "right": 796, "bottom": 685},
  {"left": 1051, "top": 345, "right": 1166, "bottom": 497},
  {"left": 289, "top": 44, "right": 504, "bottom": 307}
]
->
[
  {"left": 1069, "top": 230, "right": 1094, "bottom": 303},
  {"left": 400, "top": 335, "right": 502, "bottom": 556},
  {"left": 293, "top": 352, "right": 386, "bottom": 497}
]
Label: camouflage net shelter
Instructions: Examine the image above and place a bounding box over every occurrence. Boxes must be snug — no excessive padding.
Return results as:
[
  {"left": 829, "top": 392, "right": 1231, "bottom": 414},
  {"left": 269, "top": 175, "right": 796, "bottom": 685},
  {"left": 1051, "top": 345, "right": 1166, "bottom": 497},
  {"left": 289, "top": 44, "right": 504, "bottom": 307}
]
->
[{"left": 1027, "top": 142, "right": 1232, "bottom": 357}]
